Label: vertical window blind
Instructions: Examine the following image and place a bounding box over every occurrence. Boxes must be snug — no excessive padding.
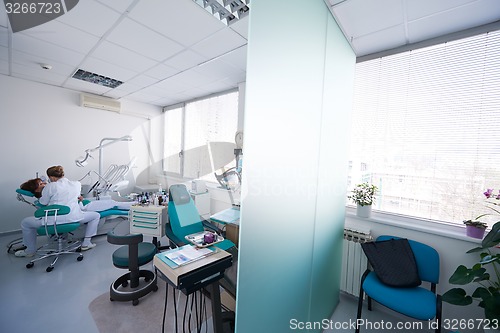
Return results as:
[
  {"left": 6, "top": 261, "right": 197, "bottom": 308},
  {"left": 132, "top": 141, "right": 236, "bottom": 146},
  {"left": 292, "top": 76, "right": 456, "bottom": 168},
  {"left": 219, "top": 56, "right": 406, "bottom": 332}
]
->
[{"left": 348, "top": 29, "right": 500, "bottom": 226}]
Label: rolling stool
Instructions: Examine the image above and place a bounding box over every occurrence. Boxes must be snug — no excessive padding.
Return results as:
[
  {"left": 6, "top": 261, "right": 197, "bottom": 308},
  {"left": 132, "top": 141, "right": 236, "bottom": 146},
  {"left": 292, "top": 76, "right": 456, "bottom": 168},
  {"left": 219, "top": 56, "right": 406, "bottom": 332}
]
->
[{"left": 107, "top": 230, "right": 158, "bottom": 305}]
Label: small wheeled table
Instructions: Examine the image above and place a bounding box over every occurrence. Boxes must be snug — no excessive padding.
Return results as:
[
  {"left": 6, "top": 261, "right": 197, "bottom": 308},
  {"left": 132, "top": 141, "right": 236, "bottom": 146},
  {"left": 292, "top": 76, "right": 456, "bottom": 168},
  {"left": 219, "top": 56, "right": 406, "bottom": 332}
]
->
[{"left": 153, "top": 246, "right": 233, "bottom": 333}]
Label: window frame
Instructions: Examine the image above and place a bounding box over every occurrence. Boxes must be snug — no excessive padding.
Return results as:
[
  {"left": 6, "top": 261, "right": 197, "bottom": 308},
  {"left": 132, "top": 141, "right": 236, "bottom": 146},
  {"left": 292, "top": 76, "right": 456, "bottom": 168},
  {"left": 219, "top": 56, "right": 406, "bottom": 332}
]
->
[
  {"left": 162, "top": 88, "right": 239, "bottom": 181},
  {"left": 347, "top": 27, "right": 500, "bottom": 229}
]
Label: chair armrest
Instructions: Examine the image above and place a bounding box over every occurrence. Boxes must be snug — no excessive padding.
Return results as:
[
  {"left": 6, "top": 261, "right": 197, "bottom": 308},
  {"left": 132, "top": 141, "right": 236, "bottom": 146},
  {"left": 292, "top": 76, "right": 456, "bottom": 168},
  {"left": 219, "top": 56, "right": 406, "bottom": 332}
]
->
[{"left": 34, "top": 205, "right": 70, "bottom": 217}]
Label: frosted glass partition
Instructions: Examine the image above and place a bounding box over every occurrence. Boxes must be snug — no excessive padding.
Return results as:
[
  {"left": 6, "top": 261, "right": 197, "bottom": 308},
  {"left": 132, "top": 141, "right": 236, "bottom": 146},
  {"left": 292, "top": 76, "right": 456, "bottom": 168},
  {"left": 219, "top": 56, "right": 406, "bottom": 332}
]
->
[{"left": 235, "top": 0, "right": 356, "bottom": 332}]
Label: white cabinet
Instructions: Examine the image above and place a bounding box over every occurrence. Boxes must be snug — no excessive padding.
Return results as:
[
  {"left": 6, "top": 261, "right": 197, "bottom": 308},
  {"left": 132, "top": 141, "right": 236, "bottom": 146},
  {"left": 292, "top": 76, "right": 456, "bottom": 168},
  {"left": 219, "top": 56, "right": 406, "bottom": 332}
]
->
[
  {"left": 190, "top": 191, "right": 210, "bottom": 219},
  {"left": 129, "top": 205, "right": 168, "bottom": 238}
]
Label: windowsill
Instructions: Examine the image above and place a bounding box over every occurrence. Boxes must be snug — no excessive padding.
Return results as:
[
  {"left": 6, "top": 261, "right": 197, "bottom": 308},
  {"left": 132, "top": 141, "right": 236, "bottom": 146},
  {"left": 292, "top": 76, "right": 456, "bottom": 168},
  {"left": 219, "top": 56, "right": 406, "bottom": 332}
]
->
[{"left": 344, "top": 206, "right": 484, "bottom": 245}]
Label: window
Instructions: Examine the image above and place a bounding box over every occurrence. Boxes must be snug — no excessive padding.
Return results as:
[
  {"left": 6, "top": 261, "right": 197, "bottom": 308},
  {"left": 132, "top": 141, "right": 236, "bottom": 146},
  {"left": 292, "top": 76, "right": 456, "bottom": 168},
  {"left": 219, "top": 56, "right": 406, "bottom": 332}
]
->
[
  {"left": 348, "top": 30, "right": 500, "bottom": 227},
  {"left": 163, "top": 90, "right": 239, "bottom": 182}
]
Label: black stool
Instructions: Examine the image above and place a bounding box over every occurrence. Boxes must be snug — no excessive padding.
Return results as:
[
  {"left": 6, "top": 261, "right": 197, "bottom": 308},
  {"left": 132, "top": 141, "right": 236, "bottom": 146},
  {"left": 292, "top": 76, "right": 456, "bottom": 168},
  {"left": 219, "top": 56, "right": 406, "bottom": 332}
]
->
[{"left": 107, "top": 230, "right": 158, "bottom": 305}]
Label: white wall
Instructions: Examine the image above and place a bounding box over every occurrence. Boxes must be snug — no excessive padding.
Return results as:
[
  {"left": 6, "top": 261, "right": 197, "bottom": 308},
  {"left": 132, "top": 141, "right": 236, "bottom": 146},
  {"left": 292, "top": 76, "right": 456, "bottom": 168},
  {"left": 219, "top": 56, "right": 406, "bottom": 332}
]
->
[{"left": 0, "top": 75, "right": 162, "bottom": 233}]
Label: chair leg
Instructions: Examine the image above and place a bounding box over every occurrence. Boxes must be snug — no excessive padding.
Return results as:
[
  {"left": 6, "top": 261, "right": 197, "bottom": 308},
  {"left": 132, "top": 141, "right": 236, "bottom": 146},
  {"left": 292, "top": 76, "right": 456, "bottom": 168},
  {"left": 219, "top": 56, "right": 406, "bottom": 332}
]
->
[
  {"left": 356, "top": 288, "right": 364, "bottom": 333},
  {"left": 435, "top": 294, "right": 442, "bottom": 333},
  {"left": 356, "top": 270, "right": 371, "bottom": 333}
]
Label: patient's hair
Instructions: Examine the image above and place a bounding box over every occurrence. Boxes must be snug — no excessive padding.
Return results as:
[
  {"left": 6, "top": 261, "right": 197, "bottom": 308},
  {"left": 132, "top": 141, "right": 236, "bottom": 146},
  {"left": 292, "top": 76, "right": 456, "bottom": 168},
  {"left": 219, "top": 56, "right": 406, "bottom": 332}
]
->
[
  {"left": 20, "top": 178, "right": 42, "bottom": 198},
  {"left": 47, "top": 165, "right": 64, "bottom": 178}
]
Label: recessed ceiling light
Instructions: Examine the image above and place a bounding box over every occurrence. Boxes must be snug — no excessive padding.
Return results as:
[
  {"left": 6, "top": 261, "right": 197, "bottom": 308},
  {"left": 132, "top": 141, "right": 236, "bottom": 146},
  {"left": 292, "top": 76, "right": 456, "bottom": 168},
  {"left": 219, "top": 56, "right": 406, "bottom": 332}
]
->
[{"left": 193, "top": 0, "right": 249, "bottom": 25}]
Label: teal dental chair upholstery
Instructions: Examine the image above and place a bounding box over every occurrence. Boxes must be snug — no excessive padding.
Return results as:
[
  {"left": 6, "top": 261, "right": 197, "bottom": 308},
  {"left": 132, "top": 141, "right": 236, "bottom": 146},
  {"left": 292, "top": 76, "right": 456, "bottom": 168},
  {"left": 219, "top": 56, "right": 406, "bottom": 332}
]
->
[
  {"left": 356, "top": 235, "right": 442, "bottom": 333},
  {"left": 107, "top": 230, "right": 158, "bottom": 306},
  {"left": 81, "top": 199, "right": 129, "bottom": 219},
  {"left": 165, "top": 184, "right": 238, "bottom": 299},
  {"left": 166, "top": 184, "right": 234, "bottom": 251},
  {"left": 27, "top": 205, "right": 83, "bottom": 272}
]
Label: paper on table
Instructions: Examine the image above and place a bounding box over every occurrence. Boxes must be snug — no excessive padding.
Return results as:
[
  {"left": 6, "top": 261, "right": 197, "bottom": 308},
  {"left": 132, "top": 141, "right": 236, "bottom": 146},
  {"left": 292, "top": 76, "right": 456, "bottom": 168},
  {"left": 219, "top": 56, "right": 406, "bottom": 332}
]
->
[
  {"left": 164, "top": 245, "right": 214, "bottom": 266},
  {"left": 210, "top": 207, "right": 240, "bottom": 224}
]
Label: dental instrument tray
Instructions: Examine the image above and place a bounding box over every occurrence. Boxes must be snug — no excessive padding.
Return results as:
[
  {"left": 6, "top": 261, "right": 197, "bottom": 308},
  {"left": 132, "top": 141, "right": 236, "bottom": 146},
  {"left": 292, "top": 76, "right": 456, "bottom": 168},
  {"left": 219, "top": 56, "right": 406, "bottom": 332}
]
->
[{"left": 185, "top": 231, "right": 224, "bottom": 248}]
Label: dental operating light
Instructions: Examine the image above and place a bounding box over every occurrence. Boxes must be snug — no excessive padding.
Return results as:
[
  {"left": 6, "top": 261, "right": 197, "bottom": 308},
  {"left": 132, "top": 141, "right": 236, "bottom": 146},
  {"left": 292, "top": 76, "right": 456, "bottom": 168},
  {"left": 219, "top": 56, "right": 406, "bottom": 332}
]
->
[{"left": 75, "top": 135, "right": 133, "bottom": 176}]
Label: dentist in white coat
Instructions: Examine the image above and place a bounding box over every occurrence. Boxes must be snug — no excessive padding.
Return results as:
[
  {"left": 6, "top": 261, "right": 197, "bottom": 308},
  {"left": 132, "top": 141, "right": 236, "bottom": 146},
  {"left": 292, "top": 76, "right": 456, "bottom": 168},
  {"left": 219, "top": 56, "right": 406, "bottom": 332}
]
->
[{"left": 15, "top": 165, "right": 100, "bottom": 257}]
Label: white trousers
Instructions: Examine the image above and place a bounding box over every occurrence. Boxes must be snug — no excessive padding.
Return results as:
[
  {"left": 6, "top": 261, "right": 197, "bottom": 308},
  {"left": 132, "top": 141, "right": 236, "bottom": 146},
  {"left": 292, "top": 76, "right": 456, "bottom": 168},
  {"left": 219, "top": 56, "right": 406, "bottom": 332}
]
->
[{"left": 21, "top": 211, "right": 100, "bottom": 254}]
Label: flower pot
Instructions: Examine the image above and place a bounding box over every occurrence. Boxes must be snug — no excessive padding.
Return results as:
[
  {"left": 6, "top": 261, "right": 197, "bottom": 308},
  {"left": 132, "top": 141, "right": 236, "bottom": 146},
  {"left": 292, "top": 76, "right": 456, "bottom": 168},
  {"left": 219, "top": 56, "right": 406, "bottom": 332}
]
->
[
  {"left": 466, "top": 225, "right": 486, "bottom": 239},
  {"left": 356, "top": 204, "right": 372, "bottom": 218}
]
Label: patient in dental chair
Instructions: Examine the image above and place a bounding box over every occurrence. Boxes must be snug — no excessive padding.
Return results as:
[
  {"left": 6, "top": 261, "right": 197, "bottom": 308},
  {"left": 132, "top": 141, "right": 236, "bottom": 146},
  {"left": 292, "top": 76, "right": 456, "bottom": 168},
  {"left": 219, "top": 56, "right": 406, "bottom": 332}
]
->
[{"left": 20, "top": 178, "right": 134, "bottom": 211}]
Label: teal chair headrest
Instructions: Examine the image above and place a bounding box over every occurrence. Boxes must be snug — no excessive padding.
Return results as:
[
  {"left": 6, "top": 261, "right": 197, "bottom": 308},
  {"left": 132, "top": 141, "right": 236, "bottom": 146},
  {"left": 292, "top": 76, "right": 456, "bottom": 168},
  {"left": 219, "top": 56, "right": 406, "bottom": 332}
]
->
[
  {"left": 16, "top": 188, "right": 35, "bottom": 197},
  {"left": 35, "top": 205, "right": 70, "bottom": 218},
  {"left": 169, "top": 184, "right": 191, "bottom": 205}
]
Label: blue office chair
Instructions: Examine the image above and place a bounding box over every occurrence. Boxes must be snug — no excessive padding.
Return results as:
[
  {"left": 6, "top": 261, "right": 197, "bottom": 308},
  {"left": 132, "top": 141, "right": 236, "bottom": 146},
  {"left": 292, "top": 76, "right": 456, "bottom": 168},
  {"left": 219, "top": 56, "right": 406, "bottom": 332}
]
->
[
  {"left": 26, "top": 205, "right": 84, "bottom": 272},
  {"left": 356, "top": 235, "right": 442, "bottom": 333}
]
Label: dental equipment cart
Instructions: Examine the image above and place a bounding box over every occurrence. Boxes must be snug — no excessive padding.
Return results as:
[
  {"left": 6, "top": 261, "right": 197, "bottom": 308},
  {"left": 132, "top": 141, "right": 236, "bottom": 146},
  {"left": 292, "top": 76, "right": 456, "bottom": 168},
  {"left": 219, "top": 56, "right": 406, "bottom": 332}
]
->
[{"left": 129, "top": 204, "right": 168, "bottom": 247}]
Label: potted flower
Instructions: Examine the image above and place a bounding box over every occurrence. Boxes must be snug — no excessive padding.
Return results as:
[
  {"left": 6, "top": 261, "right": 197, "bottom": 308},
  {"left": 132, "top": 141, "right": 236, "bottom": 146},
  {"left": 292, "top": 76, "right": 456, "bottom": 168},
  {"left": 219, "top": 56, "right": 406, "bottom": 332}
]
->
[
  {"left": 463, "top": 220, "right": 488, "bottom": 239},
  {"left": 348, "top": 183, "right": 378, "bottom": 218},
  {"left": 463, "top": 188, "right": 500, "bottom": 239}
]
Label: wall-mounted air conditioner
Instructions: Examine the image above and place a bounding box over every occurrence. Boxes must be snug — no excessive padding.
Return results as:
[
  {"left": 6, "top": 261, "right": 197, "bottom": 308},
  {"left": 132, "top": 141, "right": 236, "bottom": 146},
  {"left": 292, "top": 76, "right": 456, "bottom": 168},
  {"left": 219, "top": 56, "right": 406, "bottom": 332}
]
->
[{"left": 80, "top": 93, "right": 121, "bottom": 113}]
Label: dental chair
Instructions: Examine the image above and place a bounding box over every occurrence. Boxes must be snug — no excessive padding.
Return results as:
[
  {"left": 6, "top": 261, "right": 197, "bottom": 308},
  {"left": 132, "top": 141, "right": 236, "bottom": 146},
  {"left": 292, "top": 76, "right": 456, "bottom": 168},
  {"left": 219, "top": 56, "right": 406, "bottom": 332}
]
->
[
  {"left": 27, "top": 204, "right": 83, "bottom": 272},
  {"left": 165, "top": 184, "right": 238, "bottom": 300},
  {"left": 80, "top": 199, "right": 129, "bottom": 221}
]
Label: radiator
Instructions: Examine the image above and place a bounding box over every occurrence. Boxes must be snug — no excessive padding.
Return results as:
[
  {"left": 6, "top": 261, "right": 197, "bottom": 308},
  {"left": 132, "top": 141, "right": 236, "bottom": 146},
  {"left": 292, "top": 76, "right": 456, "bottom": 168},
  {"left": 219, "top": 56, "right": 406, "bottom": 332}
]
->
[{"left": 340, "top": 228, "right": 373, "bottom": 297}]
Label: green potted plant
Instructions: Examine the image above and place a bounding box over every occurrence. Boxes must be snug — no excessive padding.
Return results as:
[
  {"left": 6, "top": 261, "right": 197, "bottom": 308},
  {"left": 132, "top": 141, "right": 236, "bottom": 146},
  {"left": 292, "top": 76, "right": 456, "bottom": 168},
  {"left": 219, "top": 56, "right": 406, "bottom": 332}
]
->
[
  {"left": 443, "top": 188, "right": 500, "bottom": 324},
  {"left": 442, "top": 221, "right": 500, "bottom": 324},
  {"left": 463, "top": 220, "right": 488, "bottom": 239},
  {"left": 348, "top": 183, "right": 378, "bottom": 218}
]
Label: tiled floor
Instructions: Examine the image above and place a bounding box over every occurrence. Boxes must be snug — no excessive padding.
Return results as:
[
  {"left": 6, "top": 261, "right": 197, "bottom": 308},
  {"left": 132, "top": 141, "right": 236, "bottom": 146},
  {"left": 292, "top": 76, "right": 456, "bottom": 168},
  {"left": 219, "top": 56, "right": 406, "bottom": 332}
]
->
[{"left": 0, "top": 217, "right": 434, "bottom": 333}]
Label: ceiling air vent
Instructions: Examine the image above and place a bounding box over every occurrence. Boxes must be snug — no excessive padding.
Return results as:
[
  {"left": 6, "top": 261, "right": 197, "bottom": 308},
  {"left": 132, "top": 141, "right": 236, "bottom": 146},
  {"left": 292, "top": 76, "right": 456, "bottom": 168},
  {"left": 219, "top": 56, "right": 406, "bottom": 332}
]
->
[
  {"left": 72, "top": 69, "right": 123, "bottom": 89},
  {"left": 80, "top": 93, "right": 121, "bottom": 113}
]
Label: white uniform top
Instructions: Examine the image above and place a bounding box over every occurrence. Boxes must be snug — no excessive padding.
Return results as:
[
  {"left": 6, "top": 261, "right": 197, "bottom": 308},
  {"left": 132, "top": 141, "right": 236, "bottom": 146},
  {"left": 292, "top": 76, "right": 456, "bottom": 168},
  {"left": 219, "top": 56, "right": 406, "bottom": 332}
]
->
[{"left": 38, "top": 177, "right": 84, "bottom": 222}]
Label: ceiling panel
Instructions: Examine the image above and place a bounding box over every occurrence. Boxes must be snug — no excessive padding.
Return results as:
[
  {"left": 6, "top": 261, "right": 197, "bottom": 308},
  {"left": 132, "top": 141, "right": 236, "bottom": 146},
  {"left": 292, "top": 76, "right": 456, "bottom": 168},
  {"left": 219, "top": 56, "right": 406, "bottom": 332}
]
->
[
  {"left": 12, "top": 34, "right": 85, "bottom": 66},
  {"left": 11, "top": 50, "right": 76, "bottom": 76},
  {"left": 406, "top": 0, "right": 476, "bottom": 21},
  {"left": 56, "top": 0, "right": 121, "bottom": 37},
  {"left": 190, "top": 27, "right": 247, "bottom": 60},
  {"left": 106, "top": 17, "right": 184, "bottom": 62},
  {"left": 352, "top": 25, "right": 407, "bottom": 56},
  {"left": 327, "top": 0, "right": 500, "bottom": 57},
  {"left": 332, "top": 0, "right": 404, "bottom": 38},
  {"left": 91, "top": 41, "right": 158, "bottom": 73},
  {"left": 20, "top": 20, "right": 99, "bottom": 54},
  {"left": 128, "top": 0, "right": 225, "bottom": 47},
  {"left": 408, "top": 0, "right": 500, "bottom": 43},
  {"left": 64, "top": 77, "right": 113, "bottom": 95},
  {"left": 95, "top": 0, "right": 136, "bottom": 14},
  {"left": 12, "top": 62, "right": 67, "bottom": 85},
  {"left": 166, "top": 49, "right": 208, "bottom": 71},
  {"left": 78, "top": 56, "right": 138, "bottom": 82}
]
